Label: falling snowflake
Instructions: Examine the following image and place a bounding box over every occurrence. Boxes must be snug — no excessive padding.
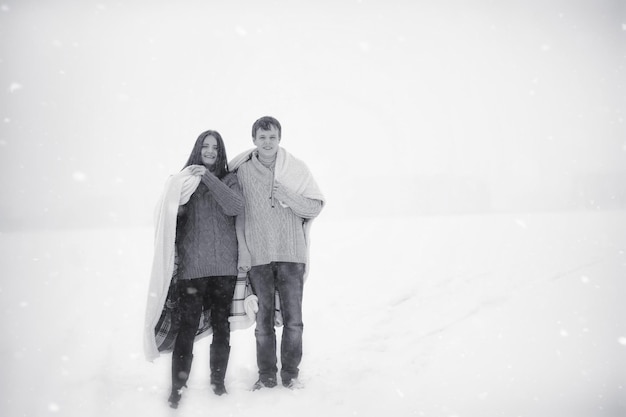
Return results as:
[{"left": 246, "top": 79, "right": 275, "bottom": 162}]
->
[
  {"left": 235, "top": 25, "right": 247, "bottom": 37},
  {"left": 8, "top": 82, "right": 22, "bottom": 93},
  {"left": 618, "top": 337, "right": 626, "bottom": 346},
  {"left": 72, "top": 171, "right": 87, "bottom": 182}
]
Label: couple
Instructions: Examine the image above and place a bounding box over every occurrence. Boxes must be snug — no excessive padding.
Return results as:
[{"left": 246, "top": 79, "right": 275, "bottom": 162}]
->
[{"left": 143, "top": 116, "right": 325, "bottom": 408}]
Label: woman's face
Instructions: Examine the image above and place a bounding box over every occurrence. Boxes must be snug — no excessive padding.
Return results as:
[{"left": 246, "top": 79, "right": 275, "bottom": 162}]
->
[{"left": 201, "top": 135, "right": 219, "bottom": 167}]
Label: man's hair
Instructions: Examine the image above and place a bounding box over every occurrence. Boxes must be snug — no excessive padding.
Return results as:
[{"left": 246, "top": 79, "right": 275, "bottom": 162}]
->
[
  {"left": 183, "top": 130, "right": 229, "bottom": 179},
  {"left": 251, "top": 116, "right": 282, "bottom": 139}
]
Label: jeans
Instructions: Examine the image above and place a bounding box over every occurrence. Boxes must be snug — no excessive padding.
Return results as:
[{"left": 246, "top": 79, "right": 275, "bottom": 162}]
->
[
  {"left": 248, "top": 262, "right": 305, "bottom": 382},
  {"left": 172, "top": 276, "right": 237, "bottom": 361}
]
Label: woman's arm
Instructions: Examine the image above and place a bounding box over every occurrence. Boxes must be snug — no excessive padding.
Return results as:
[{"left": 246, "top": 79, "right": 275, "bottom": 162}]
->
[
  {"left": 201, "top": 172, "right": 244, "bottom": 216},
  {"left": 235, "top": 212, "right": 251, "bottom": 273}
]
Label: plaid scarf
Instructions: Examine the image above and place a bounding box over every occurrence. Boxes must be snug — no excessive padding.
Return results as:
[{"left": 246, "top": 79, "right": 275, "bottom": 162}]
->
[{"left": 153, "top": 271, "right": 258, "bottom": 355}]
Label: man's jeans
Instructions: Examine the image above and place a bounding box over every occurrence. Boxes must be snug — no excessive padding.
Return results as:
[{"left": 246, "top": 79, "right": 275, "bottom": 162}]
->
[{"left": 248, "top": 262, "right": 305, "bottom": 382}]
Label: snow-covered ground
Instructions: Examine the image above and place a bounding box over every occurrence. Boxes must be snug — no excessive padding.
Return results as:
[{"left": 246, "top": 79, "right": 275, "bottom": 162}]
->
[{"left": 1, "top": 210, "right": 625, "bottom": 417}]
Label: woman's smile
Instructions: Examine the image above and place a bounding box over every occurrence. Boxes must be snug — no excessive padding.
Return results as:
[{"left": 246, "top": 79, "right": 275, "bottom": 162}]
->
[{"left": 201, "top": 135, "right": 219, "bottom": 166}]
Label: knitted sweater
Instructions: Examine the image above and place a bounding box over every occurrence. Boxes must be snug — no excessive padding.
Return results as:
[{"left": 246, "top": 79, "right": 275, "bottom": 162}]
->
[
  {"left": 175, "top": 171, "right": 244, "bottom": 279},
  {"left": 236, "top": 154, "right": 323, "bottom": 267}
]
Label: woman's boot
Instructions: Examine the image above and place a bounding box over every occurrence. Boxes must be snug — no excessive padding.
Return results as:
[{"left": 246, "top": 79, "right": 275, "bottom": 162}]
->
[
  {"left": 210, "top": 344, "right": 231, "bottom": 395},
  {"left": 169, "top": 354, "right": 193, "bottom": 408}
]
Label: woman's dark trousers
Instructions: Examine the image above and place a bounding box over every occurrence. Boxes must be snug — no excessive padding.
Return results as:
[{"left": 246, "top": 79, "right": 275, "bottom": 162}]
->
[{"left": 171, "top": 276, "right": 237, "bottom": 395}]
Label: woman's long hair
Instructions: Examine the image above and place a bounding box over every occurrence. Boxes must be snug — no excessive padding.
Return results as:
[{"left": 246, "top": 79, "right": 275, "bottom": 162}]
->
[{"left": 183, "top": 130, "right": 229, "bottom": 179}]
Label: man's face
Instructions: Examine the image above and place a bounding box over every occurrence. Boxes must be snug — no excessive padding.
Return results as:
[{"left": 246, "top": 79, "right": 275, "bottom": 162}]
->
[{"left": 253, "top": 125, "right": 280, "bottom": 159}]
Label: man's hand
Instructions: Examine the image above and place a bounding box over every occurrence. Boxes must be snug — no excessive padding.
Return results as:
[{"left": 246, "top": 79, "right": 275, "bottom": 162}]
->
[{"left": 273, "top": 180, "right": 288, "bottom": 200}]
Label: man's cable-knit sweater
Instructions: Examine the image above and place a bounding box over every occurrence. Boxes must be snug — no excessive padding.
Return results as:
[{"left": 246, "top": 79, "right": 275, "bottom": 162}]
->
[
  {"left": 175, "top": 171, "right": 243, "bottom": 279},
  {"left": 236, "top": 154, "right": 323, "bottom": 267}
]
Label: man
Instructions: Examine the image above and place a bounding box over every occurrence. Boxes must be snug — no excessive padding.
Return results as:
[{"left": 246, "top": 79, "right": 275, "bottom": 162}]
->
[{"left": 229, "top": 116, "right": 325, "bottom": 390}]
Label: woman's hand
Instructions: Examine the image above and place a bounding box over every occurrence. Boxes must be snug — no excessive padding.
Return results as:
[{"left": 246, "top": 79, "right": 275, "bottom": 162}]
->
[{"left": 188, "top": 165, "right": 207, "bottom": 176}]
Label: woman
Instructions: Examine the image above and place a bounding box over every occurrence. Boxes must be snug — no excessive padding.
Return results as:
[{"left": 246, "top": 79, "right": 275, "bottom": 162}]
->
[{"left": 145, "top": 130, "right": 244, "bottom": 408}]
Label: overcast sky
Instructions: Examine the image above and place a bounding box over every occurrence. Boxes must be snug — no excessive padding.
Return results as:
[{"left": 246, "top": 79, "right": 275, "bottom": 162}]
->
[{"left": 1, "top": 0, "right": 625, "bottom": 230}]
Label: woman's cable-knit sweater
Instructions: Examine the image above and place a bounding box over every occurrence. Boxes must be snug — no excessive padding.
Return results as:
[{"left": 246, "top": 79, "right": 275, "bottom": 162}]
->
[
  {"left": 175, "top": 171, "right": 244, "bottom": 279},
  {"left": 236, "top": 154, "right": 323, "bottom": 267}
]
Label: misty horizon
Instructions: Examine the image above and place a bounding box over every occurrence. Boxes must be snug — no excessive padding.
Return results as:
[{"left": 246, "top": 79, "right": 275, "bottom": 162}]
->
[{"left": 1, "top": 0, "right": 625, "bottom": 231}]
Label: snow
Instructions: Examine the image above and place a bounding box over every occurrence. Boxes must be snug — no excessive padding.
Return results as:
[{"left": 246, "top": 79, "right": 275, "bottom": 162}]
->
[
  {"left": 72, "top": 172, "right": 88, "bottom": 182},
  {"left": 1, "top": 210, "right": 625, "bottom": 416},
  {"left": 1, "top": 1, "right": 625, "bottom": 415},
  {"left": 8, "top": 82, "right": 22, "bottom": 93}
]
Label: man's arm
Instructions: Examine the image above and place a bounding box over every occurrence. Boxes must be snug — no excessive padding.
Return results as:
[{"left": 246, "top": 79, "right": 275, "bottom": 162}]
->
[{"left": 273, "top": 182, "right": 323, "bottom": 219}]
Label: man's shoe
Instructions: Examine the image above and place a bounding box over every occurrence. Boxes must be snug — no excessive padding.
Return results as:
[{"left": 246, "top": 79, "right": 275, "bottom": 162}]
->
[
  {"left": 251, "top": 377, "right": 277, "bottom": 391},
  {"left": 282, "top": 378, "right": 304, "bottom": 389}
]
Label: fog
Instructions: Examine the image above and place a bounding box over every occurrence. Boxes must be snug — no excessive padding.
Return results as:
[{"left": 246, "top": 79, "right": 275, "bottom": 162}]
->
[
  {"left": 1, "top": 0, "right": 624, "bottom": 230},
  {"left": 1, "top": 2, "right": 626, "bottom": 416}
]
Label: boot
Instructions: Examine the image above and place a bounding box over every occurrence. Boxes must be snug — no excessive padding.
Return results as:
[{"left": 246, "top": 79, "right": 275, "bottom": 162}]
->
[
  {"left": 210, "top": 344, "right": 231, "bottom": 396},
  {"left": 169, "top": 354, "right": 193, "bottom": 408}
]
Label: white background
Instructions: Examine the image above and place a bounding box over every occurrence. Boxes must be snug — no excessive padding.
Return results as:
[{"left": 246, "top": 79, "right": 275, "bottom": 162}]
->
[
  {"left": 1, "top": 1, "right": 625, "bottom": 416},
  {"left": 1, "top": 0, "right": 625, "bottom": 228}
]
